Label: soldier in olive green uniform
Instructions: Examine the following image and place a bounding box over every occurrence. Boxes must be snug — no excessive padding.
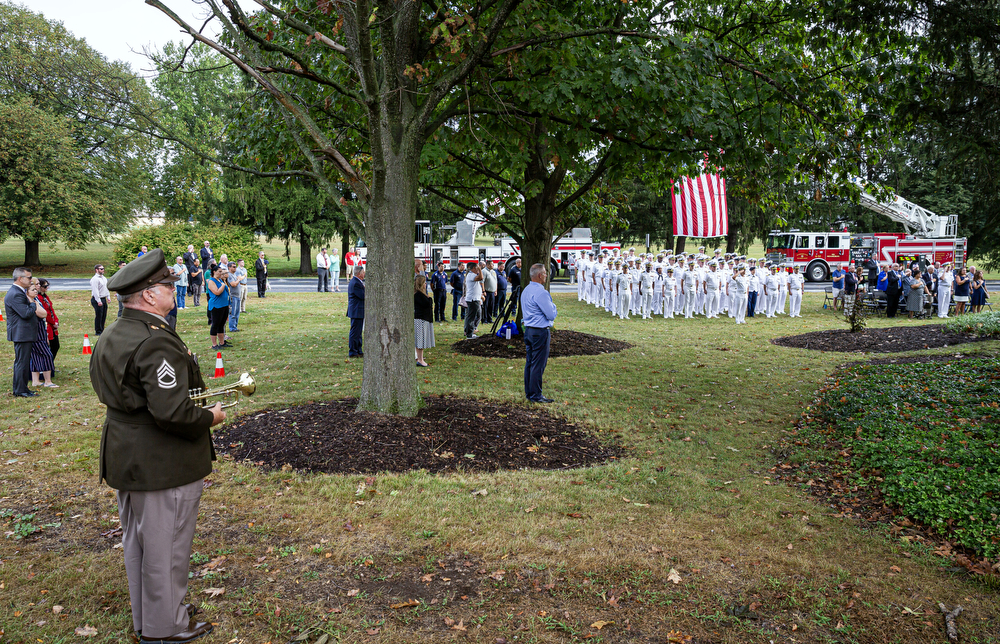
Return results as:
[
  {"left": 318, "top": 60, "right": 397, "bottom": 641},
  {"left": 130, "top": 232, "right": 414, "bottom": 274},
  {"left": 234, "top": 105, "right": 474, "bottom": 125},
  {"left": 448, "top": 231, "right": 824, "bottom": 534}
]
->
[{"left": 90, "top": 249, "right": 225, "bottom": 644}]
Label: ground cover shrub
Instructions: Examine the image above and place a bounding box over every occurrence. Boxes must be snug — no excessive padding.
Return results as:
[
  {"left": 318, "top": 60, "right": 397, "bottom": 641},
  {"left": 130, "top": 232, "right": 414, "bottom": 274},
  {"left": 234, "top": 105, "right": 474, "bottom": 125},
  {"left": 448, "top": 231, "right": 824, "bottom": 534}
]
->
[
  {"left": 944, "top": 311, "right": 1000, "bottom": 337},
  {"left": 803, "top": 358, "right": 1000, "bottom": 558},
  {"left": 112, "top": 222, "right": 261, "bottom": 276}
]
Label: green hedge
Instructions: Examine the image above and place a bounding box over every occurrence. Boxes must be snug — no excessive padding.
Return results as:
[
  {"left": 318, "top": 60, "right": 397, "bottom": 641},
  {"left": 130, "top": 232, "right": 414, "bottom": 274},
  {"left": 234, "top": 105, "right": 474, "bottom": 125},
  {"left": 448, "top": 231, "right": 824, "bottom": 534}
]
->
[
  {"left": 944, "top": 311, "right": 1000, "bottom": 337},
  {"left": 803, "top": 359, "right": 1000, "bottom": 558},
  {"left": 112, "top": 223, "right": 262, "bottom": 276}
]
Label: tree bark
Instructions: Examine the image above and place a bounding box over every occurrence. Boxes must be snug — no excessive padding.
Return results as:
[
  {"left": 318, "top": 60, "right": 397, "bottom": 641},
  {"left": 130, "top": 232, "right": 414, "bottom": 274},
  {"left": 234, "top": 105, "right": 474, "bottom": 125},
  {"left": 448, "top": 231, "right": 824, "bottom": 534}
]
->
[
  {"left": 356, "top": 137, "right": 421, "bottom": 416},
  {"left": 298, "top": 229, "right": 312, "bottom": 274},
  {"left": 340, "top": 222, "right": 350, "bottom": 263},
  {"left": 23, "top": 239, "right": 40, "bottom": 266},
  {"left": 726, "top": 225, "right": 738, "bottom": 253},
  {"left": 674, "top": 235, "right": 687, "bottom": 255}
]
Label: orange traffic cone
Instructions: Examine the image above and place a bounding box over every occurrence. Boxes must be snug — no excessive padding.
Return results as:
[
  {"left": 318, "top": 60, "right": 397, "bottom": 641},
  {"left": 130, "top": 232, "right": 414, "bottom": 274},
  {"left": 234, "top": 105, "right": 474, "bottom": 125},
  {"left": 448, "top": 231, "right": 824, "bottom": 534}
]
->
[
  {"left": 211, "top": 352, "right": 225, "bottom": 379},
  {"left": 82, "top": 334, "right": 92, "bottom": 355}
]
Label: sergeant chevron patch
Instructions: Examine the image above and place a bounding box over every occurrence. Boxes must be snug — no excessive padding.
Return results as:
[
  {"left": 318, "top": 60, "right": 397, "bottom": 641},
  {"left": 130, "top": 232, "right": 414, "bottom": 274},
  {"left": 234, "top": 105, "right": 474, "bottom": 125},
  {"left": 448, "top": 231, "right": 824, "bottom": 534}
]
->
[{"left": 157, "top": 359, "right": 177, "bottom": 389}]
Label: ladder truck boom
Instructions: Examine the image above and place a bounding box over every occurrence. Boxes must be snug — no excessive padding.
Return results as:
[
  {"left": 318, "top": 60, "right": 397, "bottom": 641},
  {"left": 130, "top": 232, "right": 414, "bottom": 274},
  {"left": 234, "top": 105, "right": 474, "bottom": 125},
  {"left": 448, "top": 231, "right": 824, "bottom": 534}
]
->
[{"left": 851, "top": 177, "right": 958, "bottom": 238}]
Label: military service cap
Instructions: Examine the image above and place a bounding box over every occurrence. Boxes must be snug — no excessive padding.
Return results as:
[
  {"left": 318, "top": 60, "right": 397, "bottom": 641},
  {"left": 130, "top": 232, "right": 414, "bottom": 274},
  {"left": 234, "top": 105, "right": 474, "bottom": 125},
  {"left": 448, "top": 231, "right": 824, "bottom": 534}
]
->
[{"left": 107, "top": 248, "right": 181, "bottom": 295}]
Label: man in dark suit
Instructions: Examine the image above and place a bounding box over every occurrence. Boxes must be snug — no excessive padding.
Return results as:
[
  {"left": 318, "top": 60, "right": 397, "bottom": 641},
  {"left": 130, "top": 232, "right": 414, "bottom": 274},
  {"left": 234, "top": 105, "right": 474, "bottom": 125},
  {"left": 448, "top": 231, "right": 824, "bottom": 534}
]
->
[
  {"left": 865, "top": 256, "right": 879, "bottom": 291},
  {"left": 254, "top": 251, "right": 268, "bottom": 298},
  {"left": 5, "top": 267, "right": 38, "bottom": 397},
  {"left": 885, "top": 263, "right": 901, "bottom": 318},
  {"left": 347, "top": 265, "right": 365, "bottom": 357},
  {"left": 199, "top": 241, "right": 214, "bottom": 268}
]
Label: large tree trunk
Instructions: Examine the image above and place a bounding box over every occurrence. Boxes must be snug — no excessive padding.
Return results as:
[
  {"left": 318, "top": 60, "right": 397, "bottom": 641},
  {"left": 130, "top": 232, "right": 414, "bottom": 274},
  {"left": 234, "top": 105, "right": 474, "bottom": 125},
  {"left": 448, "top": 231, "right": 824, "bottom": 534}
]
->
[
  {"left": 340, "top": 222, "right": 350, "bottom": 264},
  {"left": 23, "top": 239, "right": 40, "bottom": 266},
  {"left": 357, "top": 138, "right": 421, "bottom": 416},
  {"left": 726, "top": 225, "right": 738, "bottom": 254},
  {"left": 674, "top": 235, "right": 687, "bottom": 255},
  {"left": 298, "top": 229, "right": 312, "bottom": 275}
]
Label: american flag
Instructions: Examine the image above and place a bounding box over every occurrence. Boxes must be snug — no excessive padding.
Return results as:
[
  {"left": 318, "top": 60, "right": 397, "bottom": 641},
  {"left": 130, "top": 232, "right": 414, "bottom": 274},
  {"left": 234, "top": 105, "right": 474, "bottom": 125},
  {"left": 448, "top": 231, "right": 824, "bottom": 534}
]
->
[{"left": 671, "top": 173, "right": 728, "bottom": 238}]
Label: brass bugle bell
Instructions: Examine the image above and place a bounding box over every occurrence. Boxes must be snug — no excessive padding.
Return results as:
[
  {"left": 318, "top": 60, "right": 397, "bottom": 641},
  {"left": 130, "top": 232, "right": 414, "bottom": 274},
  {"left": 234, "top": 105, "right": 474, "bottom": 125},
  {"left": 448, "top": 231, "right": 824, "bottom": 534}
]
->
[{"left": 189, "top": 372, "right": 256, "bottom": 411}]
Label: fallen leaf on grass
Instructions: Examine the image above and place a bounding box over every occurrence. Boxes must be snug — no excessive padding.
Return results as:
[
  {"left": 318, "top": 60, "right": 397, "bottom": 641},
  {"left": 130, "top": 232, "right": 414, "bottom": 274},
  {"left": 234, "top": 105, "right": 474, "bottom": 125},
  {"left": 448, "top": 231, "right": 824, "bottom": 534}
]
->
[
  {"left": 590, "top": 620, "right": 613, "bottom": 630},
  {"left": 202, "top": 587, "right": 225, "bottom": 598},
  {"left": 420, "top": 573, "right": 435, "bottom": 582},
  {"left": 470, "top": 488, "right": 488, "bottom": 496},
  {"left": 666, "top": 630, "right": 693, "bottom": 643},
  {"left": 391, "top": 599, "right": 419, "bottom": 609},
  {"left": 366, "top": 627, "right": 380, "bottom": 635},
  {"left": 75, "top": 625, "right": 98, "bottom": 637},
  {"left": 451, "top": 620, "right": 467, "bottom": 632},
  {"left": 490, "top": 570, "right": 506, "bottom": 581},
  {"left": 347, "top": 589, "right": 360, "bottom": 597},
  {"left": 52, "top": 605, "right": 63, "bottom": 614},
  {"left": 889, "top": 565, "right": 902, "bottom": 573},
  {"left": 566, "top": 512, "right": 584, "bottom": 519},
  {"left": 667, "top": 568, "right": 682, "bottom": 584},
  {"left": 523, "top": 506, "right": 536, "bottom": 513}
]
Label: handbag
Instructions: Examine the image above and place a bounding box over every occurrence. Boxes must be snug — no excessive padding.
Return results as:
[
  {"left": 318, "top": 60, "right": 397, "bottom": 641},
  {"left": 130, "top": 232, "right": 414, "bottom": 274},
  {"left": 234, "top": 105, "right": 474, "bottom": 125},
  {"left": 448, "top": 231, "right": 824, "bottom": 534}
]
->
[{"left": 459, "top": 295, "right": 467, "bottom": 308}]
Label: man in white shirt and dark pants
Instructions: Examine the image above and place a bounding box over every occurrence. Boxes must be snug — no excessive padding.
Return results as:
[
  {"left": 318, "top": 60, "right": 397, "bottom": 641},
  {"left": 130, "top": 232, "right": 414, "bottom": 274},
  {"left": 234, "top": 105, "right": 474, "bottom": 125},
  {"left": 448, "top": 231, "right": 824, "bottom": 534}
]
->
[
  {"left": 90, "top": 264, "right": 110, "bottom": 336},
  {"left": 316, "top": 248, "right": 332, "bottom": 292}
]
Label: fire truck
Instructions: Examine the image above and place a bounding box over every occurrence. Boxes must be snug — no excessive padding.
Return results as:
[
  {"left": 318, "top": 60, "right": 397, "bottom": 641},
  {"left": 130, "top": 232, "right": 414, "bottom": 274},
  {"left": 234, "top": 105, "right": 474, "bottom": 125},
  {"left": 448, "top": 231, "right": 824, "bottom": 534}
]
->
[
  {"left": 355, "top": 216, "right": 620, "bottom": 275},
  {"left": 765, "top": 179, "right": 967, "bottom": 281}
]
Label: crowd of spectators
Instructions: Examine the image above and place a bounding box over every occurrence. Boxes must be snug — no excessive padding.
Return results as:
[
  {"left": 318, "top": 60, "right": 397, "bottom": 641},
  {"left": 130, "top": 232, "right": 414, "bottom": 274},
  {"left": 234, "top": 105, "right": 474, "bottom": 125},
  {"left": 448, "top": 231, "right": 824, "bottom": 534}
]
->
[{"left": 830, "top": 259, "right": 990, "bottom": 319}]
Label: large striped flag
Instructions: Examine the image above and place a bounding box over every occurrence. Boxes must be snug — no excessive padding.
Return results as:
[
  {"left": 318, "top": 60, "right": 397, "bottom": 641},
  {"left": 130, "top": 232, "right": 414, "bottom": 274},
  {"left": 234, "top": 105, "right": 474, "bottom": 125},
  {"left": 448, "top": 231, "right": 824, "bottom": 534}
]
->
[{"left": 671, "top": 172, "right": 728, "bottom": 238}]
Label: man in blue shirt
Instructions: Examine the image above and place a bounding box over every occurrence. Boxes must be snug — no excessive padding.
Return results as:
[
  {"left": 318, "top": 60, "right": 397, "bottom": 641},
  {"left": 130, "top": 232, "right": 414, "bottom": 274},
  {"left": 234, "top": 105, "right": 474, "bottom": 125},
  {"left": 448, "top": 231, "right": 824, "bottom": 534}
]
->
[
  {"left": 450, "top": 264, "right": 466, "bottom": 321},
  {"left": 520, "top": 263, "right": 558, "bottom": 404},
  {"left": 830, "top": 265, "right": 846, "bottom": 311},
  {"left": 430, "top": 263, "right": 449, "bottom": 322}
]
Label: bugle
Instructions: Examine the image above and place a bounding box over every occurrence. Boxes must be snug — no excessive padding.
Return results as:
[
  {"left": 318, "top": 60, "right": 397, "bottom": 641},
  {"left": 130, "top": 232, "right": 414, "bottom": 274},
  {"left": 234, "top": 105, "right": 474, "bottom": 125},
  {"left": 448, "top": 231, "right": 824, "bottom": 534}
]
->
[{"left": 189, "top": 372, "right": 256, "bottom": 412}]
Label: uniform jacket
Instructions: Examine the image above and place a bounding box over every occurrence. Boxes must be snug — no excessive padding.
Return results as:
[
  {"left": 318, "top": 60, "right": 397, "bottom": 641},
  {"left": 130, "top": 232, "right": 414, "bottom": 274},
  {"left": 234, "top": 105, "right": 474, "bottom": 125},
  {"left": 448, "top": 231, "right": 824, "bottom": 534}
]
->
[
  {"left": 5, "top": 285, "right": 37, "bottom": 343},
  {"left": 347, "top": 276, "right": 365, "bottom": 319},
  {"left": 90, "top": 308, "right": 215, "bottom": 491},
  {"left": 255, "top": 257, "right": 268, "bottom": 276},
  {"left": 449, "top": 269, "right": 465, "bottom": 293}
]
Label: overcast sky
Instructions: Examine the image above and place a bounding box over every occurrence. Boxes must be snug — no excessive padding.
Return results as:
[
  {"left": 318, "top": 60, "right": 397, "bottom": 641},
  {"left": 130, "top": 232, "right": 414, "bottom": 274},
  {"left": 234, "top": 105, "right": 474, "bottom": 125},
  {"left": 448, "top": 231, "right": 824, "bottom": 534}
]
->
[{"left": 22, "top": 0, "right": 235, "bottom": 76}]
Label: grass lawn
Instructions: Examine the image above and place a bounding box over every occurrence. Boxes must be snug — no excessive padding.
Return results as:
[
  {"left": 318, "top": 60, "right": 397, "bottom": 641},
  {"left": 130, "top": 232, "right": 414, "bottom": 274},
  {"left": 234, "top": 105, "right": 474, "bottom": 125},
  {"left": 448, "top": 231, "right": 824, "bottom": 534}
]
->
[{"left": 1, "top": 292, "right": 999, "bottom": 643}]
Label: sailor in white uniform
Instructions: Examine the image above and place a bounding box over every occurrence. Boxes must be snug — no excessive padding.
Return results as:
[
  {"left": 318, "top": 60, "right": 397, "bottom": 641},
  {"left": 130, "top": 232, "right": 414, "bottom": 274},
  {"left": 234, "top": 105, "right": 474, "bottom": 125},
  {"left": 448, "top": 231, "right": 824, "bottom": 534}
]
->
[
  {"left": 733, "top": 265, "right": 749, "bottom": 324},
  {"left": 788, "top": 265, "right": 804, "bottom": 317},
  {"left": 639, "top": 262, "right": 656, "bottom": 319},
  {"left": 615, "top": 260, "right": 632, "bottom": 320},
  {"left": 662, "top": 266, "right": 676, "bottom": 318},
  {"left": 703, "top": 260, "right": 721, "bottom": 319},
  {"left": 681, "top": 260, "right": 698, "bottom": 319}
]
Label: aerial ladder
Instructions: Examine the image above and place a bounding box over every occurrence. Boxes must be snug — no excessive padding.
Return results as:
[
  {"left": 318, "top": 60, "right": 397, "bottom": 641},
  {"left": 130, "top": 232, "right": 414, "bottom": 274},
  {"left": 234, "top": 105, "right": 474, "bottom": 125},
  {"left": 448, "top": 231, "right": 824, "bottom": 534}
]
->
[{"left": 851, "top": 177, "right": 959, "bottom": 238}]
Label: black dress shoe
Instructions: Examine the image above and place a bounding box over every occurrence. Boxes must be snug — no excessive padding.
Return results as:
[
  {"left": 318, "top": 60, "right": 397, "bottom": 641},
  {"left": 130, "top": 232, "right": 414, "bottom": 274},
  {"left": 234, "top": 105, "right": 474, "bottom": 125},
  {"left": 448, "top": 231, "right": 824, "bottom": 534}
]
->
[
  {"left": 530, "top": 396, "right": 554, "bottom": 403},
  {"left": 16, "top": 392, "right": 37, "bottom": 397},
  {"left": 140, "top": 619, "right": 212, "bottom": 644}
]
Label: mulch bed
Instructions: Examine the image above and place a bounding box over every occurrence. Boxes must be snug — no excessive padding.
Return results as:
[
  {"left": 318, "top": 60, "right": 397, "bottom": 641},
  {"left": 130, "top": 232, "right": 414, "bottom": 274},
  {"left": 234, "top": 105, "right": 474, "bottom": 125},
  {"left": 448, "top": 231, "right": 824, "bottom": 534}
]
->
[
  {"left": 452, "top": 329, "right": 632, "bottom": 359},
  {"left": 213, "top": 395, "right": 624, "bottom": 475},
  {"left": 772, "top": 323, "right": 992, "bottom": 353}
]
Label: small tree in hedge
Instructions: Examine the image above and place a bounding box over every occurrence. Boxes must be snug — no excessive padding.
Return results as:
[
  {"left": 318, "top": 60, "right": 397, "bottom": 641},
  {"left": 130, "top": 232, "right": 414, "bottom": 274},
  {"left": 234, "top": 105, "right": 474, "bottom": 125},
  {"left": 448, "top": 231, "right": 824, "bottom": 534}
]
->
[
  {"left": 112, "top": 222, "right": 261, "bottom": 276},
  {"left": 844, "top": 293, "right": 869, "bottom": 333}
]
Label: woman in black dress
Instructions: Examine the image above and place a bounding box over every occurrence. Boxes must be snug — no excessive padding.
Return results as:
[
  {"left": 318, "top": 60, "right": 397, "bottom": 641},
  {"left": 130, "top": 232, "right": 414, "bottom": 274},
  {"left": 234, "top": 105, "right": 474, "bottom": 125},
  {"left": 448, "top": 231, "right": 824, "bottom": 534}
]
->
[
  {"left": 27, "top": 280, "right": 57, "bottom": 388},
  {"left": 414, "top": 274, "right": 435, "bottom": 367}
]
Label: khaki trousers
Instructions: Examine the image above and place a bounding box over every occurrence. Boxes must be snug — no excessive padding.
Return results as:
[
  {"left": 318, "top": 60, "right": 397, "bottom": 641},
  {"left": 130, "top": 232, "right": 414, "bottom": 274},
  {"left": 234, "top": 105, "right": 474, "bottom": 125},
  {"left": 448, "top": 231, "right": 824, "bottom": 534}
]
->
[{"left": 116, "top": 479, "right": 203, "bottom": 638}]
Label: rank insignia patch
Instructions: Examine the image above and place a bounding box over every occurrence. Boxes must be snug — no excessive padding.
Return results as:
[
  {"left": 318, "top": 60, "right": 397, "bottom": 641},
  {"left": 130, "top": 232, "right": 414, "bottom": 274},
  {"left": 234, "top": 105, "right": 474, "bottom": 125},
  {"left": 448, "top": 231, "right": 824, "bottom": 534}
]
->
[{"left": 157, "top": 359, "right": 177, "bottom": 389}]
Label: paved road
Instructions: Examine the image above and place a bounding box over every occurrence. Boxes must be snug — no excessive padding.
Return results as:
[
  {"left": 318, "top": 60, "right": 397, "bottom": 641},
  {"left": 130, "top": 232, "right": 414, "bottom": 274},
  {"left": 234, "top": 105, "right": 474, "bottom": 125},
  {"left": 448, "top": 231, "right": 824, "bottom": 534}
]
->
[{"left": 8, "top": 277, "right": 999, "bottom": 294}]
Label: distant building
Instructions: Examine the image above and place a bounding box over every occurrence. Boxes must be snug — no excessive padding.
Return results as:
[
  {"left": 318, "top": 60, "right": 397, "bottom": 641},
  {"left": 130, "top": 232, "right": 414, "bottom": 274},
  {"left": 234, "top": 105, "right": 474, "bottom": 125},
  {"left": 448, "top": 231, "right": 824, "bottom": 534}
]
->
[{"left": 132, "top": 211, "right": 166, "bottom": 227}]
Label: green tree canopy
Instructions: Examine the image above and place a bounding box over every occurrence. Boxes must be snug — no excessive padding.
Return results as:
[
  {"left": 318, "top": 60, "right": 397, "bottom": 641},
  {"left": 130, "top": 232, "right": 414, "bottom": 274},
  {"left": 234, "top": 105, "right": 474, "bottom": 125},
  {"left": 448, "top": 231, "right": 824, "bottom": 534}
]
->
[{"left": 0, "top": 2, "right": 155, "bottom": 264}]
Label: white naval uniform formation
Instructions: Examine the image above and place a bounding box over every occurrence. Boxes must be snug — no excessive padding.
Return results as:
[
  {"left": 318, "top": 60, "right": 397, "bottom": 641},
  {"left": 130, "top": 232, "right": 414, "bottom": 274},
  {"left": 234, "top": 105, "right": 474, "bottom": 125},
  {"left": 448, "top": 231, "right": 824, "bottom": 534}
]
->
[{"left": 574, "top": 248, "right": 806, "bottom": 324}]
